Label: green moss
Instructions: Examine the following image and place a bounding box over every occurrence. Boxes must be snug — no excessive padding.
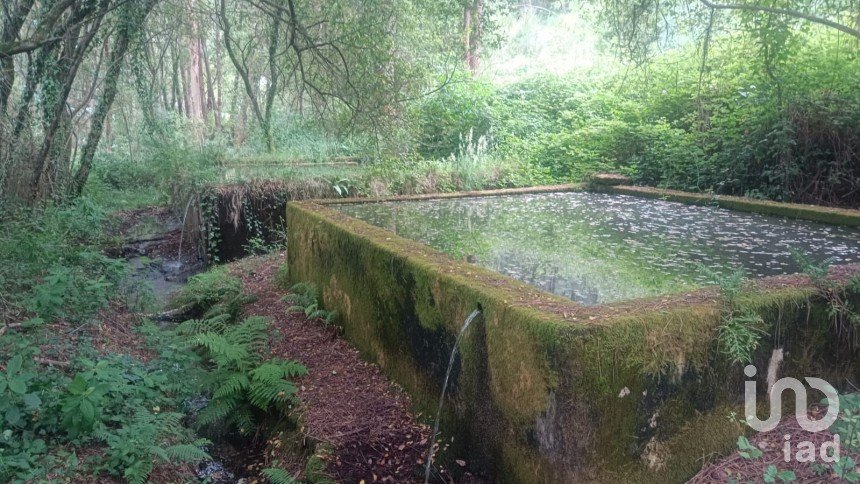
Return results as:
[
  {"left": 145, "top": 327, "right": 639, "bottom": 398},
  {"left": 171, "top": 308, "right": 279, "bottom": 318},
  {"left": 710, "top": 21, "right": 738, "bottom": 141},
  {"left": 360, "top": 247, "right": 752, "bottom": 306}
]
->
[
  {"left": 286, "top": 199, "right": 860, "bottom": 483},
  {"left": 305, "top": 443, "right": 336, "bottom": 484},
  {"left": 603, "top": 185, "right": 860, "bottom": 227}
]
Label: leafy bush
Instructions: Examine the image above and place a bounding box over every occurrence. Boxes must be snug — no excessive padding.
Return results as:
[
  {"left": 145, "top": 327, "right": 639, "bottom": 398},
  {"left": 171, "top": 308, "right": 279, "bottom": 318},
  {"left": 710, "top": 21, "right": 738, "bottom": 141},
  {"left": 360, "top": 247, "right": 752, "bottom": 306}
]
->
[
  {"left": 413, "top": 79, "right": 495, "bottom": 159},
  {"left": 94, "top": 410, "right": 209, "bottom": 484},
  {"left": 0, "top": 200, "right": 127, "bottom": 323},
  {"left": 172, "top": 266, "right": 245, "bottom": 314}
]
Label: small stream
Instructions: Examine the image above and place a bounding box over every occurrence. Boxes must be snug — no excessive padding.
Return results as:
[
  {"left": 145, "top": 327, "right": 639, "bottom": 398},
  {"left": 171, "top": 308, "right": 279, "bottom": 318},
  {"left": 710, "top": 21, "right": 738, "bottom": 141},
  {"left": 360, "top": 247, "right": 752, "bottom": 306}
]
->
[{"left": 120, "top": 217, "right": 254, "bottom": 482}]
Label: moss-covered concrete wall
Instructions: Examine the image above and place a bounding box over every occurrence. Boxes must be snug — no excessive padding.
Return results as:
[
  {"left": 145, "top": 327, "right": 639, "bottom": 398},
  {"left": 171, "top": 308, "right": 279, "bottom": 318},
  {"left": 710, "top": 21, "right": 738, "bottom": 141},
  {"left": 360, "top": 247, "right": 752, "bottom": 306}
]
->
[{"left": 286, "top": 199, "right": 860, "bottom": 483}]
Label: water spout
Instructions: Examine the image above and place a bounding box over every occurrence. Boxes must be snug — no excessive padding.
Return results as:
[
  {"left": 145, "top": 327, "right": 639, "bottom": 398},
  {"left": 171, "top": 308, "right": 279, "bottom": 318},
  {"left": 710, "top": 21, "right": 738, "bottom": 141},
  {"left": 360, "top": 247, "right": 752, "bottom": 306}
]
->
[
  {"left": 176, "top": 195, "right": 196, "bottom": 265},
  {"left": 424, "top": 308, "right": 482, "bottom": 483}
]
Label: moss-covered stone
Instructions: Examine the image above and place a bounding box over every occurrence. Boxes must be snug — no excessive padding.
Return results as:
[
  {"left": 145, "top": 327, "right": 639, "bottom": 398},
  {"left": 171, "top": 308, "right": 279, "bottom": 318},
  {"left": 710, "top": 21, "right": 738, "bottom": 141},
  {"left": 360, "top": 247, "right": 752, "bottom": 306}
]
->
[{"left": 286, "top": 199, "right": 860, "bottom": 483}]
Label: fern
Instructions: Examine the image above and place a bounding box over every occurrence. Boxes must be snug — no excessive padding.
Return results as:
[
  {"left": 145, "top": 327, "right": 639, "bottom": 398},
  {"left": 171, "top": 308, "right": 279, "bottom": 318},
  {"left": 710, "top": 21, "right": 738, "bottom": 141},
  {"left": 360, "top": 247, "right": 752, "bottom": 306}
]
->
[
  {"left": 708, "top": 267, "right": 770, "bottom": 364},
  {"left": 176, "top": 315, "right": 229, "bottom": 336},
  {"left": 98, "top": 409, "right": 210, "bottom": 483},
  {"left": 195, "top": 332, "right": 252, "bottom": 368},
  {"left": 248, "top": 380, "right": 300, "bottom": 409},
  {"left": 213, "top": 373, "right": 251, "bottom": 399},
  {"left": 263, "top": 467, "right": 297, "bottom": 484},
  {"left": 282, "top": 282, "right": 337, "bottom": 325},
  {"left": 229, "top": 405, "right": 257, "bottom": 435},
  {"left": 173, "top": 267, "right": 242, "bottom": 311},
  {"left": 191, "top": 316, "right": 306, "bottom": 436},
  {"left": 165, "top": 443, "right": 212, "bottom": 461},
  {"left": 196, "top": 395, "right": 238, "bottom": 427},
  {"left": 224, "top": 316, "right": 269, "bottom": 355},
  {"left": 124, "top": 459, "right": 154, "bottom": 484},
  {"left": 251, "top": 360, "right": 308, "bottom": 381}
]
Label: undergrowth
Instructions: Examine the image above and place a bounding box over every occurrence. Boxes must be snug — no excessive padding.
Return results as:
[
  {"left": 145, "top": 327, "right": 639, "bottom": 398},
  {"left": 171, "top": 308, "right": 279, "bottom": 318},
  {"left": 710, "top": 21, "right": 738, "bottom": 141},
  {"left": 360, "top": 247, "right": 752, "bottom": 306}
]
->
[
  {"left": 0, "top": 206, "right": 305, "bottom": 482},
  {"left": 709, "top": 267, "right": 768, "bottom": 365},
  {"left": 284, "top": 283, "right": 337, "bottom": 326}
]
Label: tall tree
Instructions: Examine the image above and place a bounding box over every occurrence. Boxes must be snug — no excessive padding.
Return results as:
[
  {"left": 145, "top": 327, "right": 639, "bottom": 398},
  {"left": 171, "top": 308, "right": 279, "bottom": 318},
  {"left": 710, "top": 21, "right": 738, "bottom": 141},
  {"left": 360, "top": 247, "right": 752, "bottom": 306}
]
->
[{"left": 70, "top": 0, "right": 160, "bottom": 198}]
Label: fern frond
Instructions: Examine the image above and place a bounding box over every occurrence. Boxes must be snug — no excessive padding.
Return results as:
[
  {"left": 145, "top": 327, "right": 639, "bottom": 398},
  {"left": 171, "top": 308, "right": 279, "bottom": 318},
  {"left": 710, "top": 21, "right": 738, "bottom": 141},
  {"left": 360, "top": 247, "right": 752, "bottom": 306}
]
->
[
  {"left": 213, "top": 373, "right": 251, "bottom": 399},
  {"left": 177, "top": 316, "right": 228, "bottom": 336},
  {"left": 289, "top": 282, "right": 319, "bottom": 299},
  {"left": 195, "top": 332, "right": 250, "bottom": 367},
  {"left": 252, "top": 360, "right": 308, "bottom": 381},
  {"left": 165, "top": 444, "right": 211, "bottom": 462},
  {"left": 123, "top": 458, "right": 154, "bottom": 484},
  {"left": 228, "top": 405, "right": 256, "bottom": 436},
  {"left": 262, "top": 467, "right": 297, "bottom": 484},
  {"left": 248, "top": 380, "right": 299, "bottom": 409},
  {"left": 197, "top": 396, "right": 239, "bottom": 427},
  {"left": 225, "top": 317, "right": 269, "bottom": 357},
  {"left": 323, "top": 311, "right": 337, "bottom": 325}
]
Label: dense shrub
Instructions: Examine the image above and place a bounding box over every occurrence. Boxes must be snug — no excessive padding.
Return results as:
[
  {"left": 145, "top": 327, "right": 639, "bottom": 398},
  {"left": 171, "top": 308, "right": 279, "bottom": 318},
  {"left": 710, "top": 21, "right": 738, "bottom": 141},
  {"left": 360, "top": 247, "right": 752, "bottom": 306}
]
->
[
  {"left": 0, "top": 201, "right": 127, "bottom": 322},
  {"left": 530, "top": 120, "right": 702, "bottom": 184},
  {"left": 412, "top": 80, "right": 495, "bottom": 159}
]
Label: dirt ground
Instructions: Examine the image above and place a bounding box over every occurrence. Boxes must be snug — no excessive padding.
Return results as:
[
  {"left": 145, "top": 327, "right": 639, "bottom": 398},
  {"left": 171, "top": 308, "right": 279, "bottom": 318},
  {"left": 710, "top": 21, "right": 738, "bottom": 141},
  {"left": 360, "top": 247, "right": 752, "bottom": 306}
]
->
[
  {"left": 689, "top": 405, "right": 860, "bottom": 483},
  {"left": 232, "top": 253, "right": 462, "bottom": 482}
]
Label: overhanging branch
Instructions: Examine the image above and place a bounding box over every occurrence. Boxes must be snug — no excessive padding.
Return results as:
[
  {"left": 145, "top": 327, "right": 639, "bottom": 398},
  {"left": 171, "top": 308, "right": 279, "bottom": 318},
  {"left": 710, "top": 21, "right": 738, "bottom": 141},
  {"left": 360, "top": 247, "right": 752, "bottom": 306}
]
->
[{"left": 699, "top": 0, "right": 860, "bottom": 39}]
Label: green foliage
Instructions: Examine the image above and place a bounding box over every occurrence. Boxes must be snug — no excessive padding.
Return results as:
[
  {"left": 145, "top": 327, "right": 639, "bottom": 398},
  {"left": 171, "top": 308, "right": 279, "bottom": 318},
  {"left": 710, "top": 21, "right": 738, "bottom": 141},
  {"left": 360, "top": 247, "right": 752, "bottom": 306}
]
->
[
  {"left": 0, "top": 200, "right": 128, "bottom": 323},
  {"left": 0, "top": 355, "right": 41, "bottom": 430},
  {"left": 413, "top": 79, "right": 495, "bottom": 159},
  {"left": 763, "top": 464, "right": 796, "bottom": 483},
  {"left": 93, "top": 410, "right": 209, "bottom": 484},
  {"left": 262, "top": 466, "right": 298, "bottom": 484},
  {"left": 709, "top": 268, "right": 768, "bottom": 364},
  {"left": 60, "top": 374, "right": 108, "bottom": 439},
  {"left": 0, "top": 341, "right": 210, "bottom": 482},
  {"left": 831, "top": 393, "right": 860, "bottom": 451},
  {"left": 404, "top": 24, "right": 860, "bottom": 206},
  {"left": 718, "top": 313, "right": 768, "bottom": 366},
  {"left": 736, "top": 436, "right": 763, "bottom": 459},
  {"left": 274, "top": 264, "right": 291, "bottom": 290},
  {"left": 792, "top": 250, "right": 860, "bottom": 334},
  {"left": 182, "top": 315, "right": 307, "bottom": 435},
  {"left": 833, "top": 457, "right": 860, "bottom": 482},
  {"left": 284, "top": 283, "right": 337, "bottom": 326},
  {"left": 173, "top": 266, "right": 246, "bottom": 315}
]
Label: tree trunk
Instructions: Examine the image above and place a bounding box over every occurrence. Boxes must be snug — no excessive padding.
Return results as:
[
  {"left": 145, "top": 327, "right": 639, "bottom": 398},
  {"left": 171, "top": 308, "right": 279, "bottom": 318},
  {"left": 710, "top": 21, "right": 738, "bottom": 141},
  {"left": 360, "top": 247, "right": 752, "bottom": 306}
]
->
[
  {"left": 202, "top": 38, "right": 217, "bottom": 127},
  {"left": 69, "top": 1, "right": 157, "bottom": 198},
  {"left": 172, "top": 43, "right": 183, "bottom": 115},
  {"left": 464, "top": 6, "right": 472, "bottom": 71},
  {"left": 471, "top": 0, "right": 483, "bottom": 72},
  {"left": 213, "top": 28, "right": 224, "bottom": 130},
  {"left": 463, "top": 0, "right": 482, "bottom": 73},
  {"left": 31, "top": 8, "right": 105, "bottom": 200},
  {"left": 186, "top": 1, "right": 205, "bottom": 123}
]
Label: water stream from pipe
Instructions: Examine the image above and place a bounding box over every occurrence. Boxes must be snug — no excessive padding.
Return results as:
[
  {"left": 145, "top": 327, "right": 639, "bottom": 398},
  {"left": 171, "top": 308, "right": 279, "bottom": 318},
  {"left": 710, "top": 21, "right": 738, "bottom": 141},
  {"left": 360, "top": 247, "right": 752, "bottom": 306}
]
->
[
  {"left": 176, "top": 194, "right": 196, "bottom": 265},
  {"left": 424, "top": 308, "right": 482, "bottom": 483}
]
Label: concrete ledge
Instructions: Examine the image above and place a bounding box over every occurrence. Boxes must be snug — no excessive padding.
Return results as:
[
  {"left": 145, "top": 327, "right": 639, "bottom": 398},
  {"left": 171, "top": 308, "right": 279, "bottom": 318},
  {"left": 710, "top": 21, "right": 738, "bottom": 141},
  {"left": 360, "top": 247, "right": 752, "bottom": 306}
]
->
[
  {"left": 602, "top": 185, "right": 860, "bottom": 227},
  {"left": 316, "top": 183, "right": 586, "bottom": 205}
]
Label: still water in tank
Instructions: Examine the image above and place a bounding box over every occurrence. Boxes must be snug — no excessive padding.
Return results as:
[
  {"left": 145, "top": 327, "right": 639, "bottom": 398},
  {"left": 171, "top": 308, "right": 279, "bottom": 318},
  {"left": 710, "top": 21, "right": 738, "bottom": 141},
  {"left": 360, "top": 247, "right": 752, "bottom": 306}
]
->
[{"left": 334, "top": 192, "right": 860, "bottom": 305}]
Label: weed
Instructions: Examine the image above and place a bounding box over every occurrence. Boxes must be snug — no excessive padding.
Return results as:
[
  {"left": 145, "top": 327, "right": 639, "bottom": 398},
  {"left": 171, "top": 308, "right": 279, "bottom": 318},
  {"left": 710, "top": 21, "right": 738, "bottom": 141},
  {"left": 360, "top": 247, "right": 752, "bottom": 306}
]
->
[
  {"left": 707, "top": 267, "right": 768, "bottom": 364},
  {"left": 791, "top": 249, "right": 860, "bottom": 339}
]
